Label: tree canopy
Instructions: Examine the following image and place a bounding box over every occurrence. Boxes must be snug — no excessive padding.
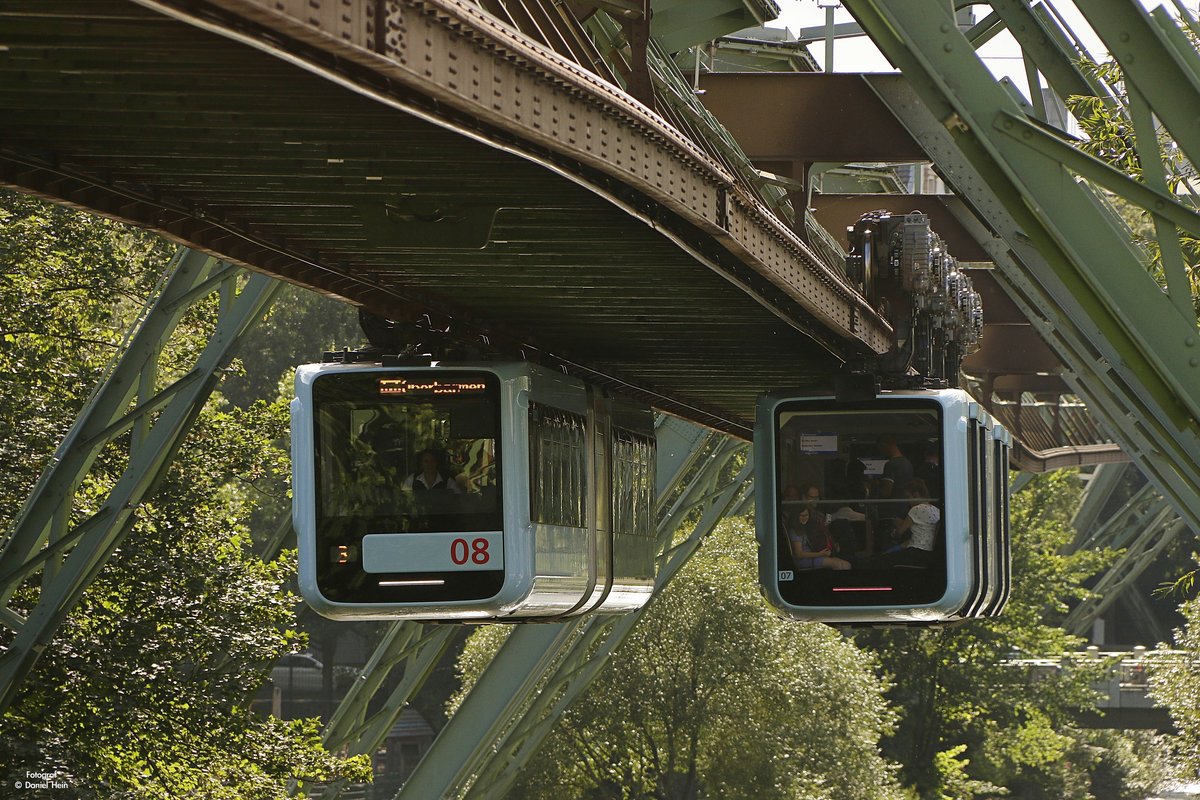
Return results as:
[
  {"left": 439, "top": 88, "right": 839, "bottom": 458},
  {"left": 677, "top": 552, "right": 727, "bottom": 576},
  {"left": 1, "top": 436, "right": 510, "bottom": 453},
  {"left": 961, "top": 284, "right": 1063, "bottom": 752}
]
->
[
  {"left": 862, "top": 471, "right": 1169, "bottom": 800},
  {"left": 0, "top": 191, "right": 370, "bottom": 798},
  {"left": 456, "top": 518, "right": 904, "bottom": 800}
]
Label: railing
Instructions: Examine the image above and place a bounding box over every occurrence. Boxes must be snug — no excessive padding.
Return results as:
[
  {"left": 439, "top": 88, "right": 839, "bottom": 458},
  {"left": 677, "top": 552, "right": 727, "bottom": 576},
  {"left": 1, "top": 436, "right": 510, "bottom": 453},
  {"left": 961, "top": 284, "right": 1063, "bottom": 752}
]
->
[{"left": 1006, "top": 647, "right": 1188, "bottom": 711}]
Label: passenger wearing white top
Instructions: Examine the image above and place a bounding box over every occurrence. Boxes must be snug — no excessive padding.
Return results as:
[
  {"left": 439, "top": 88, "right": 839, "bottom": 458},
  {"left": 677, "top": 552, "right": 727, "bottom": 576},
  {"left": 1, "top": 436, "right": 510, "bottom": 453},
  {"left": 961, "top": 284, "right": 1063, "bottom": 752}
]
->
[
  {"left": 896, "top": 495, "right": 940, "bottom": 551},
  {"left": 866, "top": 479, "right": 939, "bottom": 568}
]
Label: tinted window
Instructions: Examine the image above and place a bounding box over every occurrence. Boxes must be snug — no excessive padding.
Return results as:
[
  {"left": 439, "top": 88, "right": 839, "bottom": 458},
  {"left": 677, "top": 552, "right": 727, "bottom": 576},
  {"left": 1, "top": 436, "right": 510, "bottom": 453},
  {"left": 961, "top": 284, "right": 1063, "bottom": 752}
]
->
[
  {"left": 773, "top": 398, "right": 947, "bottom": 608},
  {"left": 311, "top": 370, "right": 503, "bottom": 603}
]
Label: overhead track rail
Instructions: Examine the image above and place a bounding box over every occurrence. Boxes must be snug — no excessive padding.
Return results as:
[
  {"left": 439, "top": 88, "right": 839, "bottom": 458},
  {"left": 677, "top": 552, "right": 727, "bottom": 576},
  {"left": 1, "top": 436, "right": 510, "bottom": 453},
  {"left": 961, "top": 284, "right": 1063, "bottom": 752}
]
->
[{"left": 0, "top": 0, "right": 895, "bottom": 437}]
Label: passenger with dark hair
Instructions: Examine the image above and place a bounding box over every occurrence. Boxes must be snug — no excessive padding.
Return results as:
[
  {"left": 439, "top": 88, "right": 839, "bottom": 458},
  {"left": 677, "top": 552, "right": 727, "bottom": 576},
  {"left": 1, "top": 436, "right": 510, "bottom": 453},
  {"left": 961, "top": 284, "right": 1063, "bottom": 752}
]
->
[
  {"left": 829, "top": 461, "right": 875, "bottom": 556},
  {"left": 875, "top": 434, "right": 914, "bottom": 522},
  {"left": 798, "top": 482, "right": 828, "bottom": 526},
  {"left": 786, "top": 505, "right": 851, "bottom": 571},
  {"left": 402, "top": 448, "right": 461, "bottom": 493},
  {"left": 877, "top": 434, "right": 914, "bottom": 500},
  {"left": 915, "top": 441, "right": 943, "bottom": 501}
]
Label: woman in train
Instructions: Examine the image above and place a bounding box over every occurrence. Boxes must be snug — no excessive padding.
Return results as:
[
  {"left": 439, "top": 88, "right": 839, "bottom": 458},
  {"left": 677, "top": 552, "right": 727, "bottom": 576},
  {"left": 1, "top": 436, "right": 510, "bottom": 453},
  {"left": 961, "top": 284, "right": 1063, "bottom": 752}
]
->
[
  {"left": 401, "top": 448, "right": 462, "bottom": 493},
  {"left": 783, "top": 496, "right": 851, "bottom": 571}
]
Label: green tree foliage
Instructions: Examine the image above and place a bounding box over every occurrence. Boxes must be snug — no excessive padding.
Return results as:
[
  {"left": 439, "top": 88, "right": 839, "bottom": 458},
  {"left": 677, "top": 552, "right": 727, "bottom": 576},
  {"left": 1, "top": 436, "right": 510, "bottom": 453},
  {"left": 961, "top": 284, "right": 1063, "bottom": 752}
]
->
[
  {"left": 219, "top": 282, "right": 360, "bottom": 410},
  {"left": 1150, "top": 592, "right": 1200, "bottom": 776},
  {"left": 1068, "top": 58, "right": 1200, "bottom": 311},
  {"left": 0, "top": 191, "right": 370, "bottom": 797},
  {"left": 455, "top": 518, "right": 903, "bottom": 800},
  {"left": 862, "top": 471, "right": 1167, "bottom": 799}
]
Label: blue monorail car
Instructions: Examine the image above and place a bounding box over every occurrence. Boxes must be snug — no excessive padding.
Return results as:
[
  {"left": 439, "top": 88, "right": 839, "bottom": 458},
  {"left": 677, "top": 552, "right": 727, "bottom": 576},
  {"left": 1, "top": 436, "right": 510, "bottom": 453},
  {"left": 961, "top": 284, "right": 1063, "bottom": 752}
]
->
[
  {"left": 756, "top": 389, "right": 1011, "bottom": 625},
  {"left": 292, "top": 361, "right": 657, "bottom": 621}
]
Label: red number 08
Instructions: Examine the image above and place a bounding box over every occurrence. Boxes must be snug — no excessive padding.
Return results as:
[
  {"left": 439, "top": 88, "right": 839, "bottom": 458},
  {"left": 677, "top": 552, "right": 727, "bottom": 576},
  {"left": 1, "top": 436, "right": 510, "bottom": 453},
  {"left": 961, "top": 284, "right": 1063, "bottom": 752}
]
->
[{"left": 450, "top": 537, "right": 490, "bottom": 566}]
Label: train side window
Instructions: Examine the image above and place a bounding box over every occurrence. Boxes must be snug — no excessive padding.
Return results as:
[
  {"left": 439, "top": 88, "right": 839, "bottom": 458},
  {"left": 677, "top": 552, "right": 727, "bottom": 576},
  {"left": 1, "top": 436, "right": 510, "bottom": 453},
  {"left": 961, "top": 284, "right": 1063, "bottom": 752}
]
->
[
  {"left": 612, "top": 429, "right": 656, "bottom": 537},
  {"left": 529, "top": 403, "right": 587, "bottom": 528}
]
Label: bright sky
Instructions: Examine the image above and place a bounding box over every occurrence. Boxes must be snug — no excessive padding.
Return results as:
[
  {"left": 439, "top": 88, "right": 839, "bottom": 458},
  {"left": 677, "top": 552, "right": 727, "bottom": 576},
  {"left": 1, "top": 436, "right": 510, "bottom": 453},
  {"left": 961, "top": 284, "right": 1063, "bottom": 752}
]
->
[{"left": 767, "top": 1, "right": 1193, "bottom": 103}]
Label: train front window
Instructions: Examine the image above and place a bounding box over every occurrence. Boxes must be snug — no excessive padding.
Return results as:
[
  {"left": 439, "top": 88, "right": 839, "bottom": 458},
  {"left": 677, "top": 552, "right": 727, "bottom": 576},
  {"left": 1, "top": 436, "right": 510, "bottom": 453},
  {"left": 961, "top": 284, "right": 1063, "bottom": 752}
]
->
[
  {"left": 773, "top": 399, "right": 947, "bottom": 608},
  {"left": 310, "top": 370, "right": 503, "bottom": 603}
]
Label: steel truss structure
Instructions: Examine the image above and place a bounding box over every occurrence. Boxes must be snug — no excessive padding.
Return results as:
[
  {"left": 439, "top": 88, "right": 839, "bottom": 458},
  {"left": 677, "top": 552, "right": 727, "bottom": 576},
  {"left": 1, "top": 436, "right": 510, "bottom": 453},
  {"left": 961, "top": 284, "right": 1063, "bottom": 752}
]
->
[
  {"left": 0, "top": 248, "right": 279, "bottom": 712},
  {"left": 0, "top": 238, "right": 753, "bottom": 799},
  {"left": 8, "top": 0, "right": 1200, "bottom": 794},
  {"left": 1065, "top": 464, "right": 1187, "bottom": 641},
  {"left": 844, "top": 0, "right": 1200, "bottom": 535}
]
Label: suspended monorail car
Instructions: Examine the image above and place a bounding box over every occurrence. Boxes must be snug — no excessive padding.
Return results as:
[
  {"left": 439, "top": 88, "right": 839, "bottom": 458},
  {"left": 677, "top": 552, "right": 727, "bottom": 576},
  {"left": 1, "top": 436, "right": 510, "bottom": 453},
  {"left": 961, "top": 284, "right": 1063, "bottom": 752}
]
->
[
  {"left": 292, "top": 361, "right": 657, "bottom": 621},
  {"left": 756, "top": 389, "right": 1011, "bottom": 625}
]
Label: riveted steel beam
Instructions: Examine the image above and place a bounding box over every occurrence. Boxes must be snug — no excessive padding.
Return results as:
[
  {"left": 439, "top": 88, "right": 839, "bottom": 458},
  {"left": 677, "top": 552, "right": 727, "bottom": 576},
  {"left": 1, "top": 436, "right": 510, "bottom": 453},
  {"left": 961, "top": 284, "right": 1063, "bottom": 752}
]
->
[
  {"left": 307, "top": 416, "right": 714, "bottom": 800},
  {"left": 986, "top": 0, "right": 1112, "bottom": 112},
  {"left": 850, "top": 47, "right": 1200, "bottom": 534},
  {"left": 1072, "top": 463, "right": 1132, "bottom": 543},
  {"left": 1065, "top": 514, "right": 1186, "bottom": 637},
  {"left": 466, "top": 453, "right": 752, "bottom": 800},
  {"left": 846, "top": 3, "right": 1200, "bottom": 432},
  {"left": 129, "top": 0, "right": 892, "bottom": 357},
  {"left": 312, "top": 622, "right": 457, "bottom": 800},
  {"left": 1074, "top": 2, "right": 1200, "bottom": 169}
]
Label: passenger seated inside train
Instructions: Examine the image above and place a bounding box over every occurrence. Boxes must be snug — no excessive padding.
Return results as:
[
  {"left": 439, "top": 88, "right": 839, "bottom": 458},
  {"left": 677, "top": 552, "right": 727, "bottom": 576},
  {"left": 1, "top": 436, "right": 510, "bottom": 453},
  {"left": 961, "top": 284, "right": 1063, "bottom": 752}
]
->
[
  {"left": 827, "top": 461, "right": 874, "bottom": 557},
  {"left": 781, "top": 485, "right": 851, "bottom": 571},
  {"left": 402, "top": 448, "right": 462, "bottom": 493},
  {"left": 867, "top": 479, "right": 940, "bottom": 569}
]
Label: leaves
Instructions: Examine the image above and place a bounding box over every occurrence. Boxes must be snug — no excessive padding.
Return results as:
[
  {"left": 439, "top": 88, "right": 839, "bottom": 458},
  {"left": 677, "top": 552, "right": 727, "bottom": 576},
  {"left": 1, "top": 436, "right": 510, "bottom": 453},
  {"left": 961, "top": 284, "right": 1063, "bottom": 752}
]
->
[
  {"left": 862, "top": 471, "right": 1167, "bottom": 799},
  {"left": 0, "top": 191, "right": 364, "bottom": 797},
  {"left": 456, "top": 519, "right": 904, "bottom": 800}
]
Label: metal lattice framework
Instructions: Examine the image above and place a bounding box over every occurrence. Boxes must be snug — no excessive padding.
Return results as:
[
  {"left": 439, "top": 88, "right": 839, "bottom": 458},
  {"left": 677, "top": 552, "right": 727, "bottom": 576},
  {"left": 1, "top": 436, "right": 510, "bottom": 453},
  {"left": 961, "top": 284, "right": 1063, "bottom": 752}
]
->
[
  {"left": 843, "top": 0, "right": 1200, "bottom": 535},
  {"left": 301, "top": 415, "right": 744, "bottom": 800},
  {"left": 6, "top": 0, "right": 1200, "bottom": 795},
  {"left": 1065, "top": 464, "right": 1189, "bottom": 640},
  {"left": 0, "top": 248, "right": 279, "bottom": 712},
  {"left": 401, "top": 425, "right": 750, "bottom": 800}
]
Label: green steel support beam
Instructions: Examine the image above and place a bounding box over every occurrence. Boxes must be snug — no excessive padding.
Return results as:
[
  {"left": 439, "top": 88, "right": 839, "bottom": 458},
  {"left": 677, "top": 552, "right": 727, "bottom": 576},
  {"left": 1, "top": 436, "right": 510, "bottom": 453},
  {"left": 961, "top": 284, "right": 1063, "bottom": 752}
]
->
[
  {"left": 467, "top": 463, "right": 753, "bottom": 800},
  {"left": 991, "top": 110, "right": 1200, "bottom": 242},
  {"left": 463, "top": 432, "right": 743, "bottom": 800},
  {"left": 396, "top": 620, "right": 588, "bottom": 800},
  {"left": 1072, "top": 483, "right": 1168, "bottom": 554},
  {"left": 309, "top": 416, "right": 714, "bottom": 800},
  {"left": 847, "top": 0, "right": 1200, "bottom": 424},
  {"left": 1071, "top": 463, "right": 1132, "bottom": 544},
  {"left": 854, "top": 40, "right": 1200, "bottom": 537},
  {"left": 1066, "top": 463, "right": 1192, "bottom": 638},
  {"left": 1066, "top": 514, "right": 1186, "bottom": 637},
  {"left": 965, "top": 11, "right": 1005, "bottom": 48},
  {"left": 1009, "top": 471, "right": 1036, "bottom": 494},
  {"left": 0, "top": 250, "right": 279, "bottom": 713},
  {"left": 313, "top": 623, "right": 457, "bottom": 800},
  {"left": 932, "top": 162, "right": 1199, "bottom": 540},
  {"left": 397, "top": 426, "right": 747, "bottom": 800},
  {"left": 0, "top": 249, "right": 228, "bottom": 602},
  {"left": 986, "top": 1, "right": 1112, "bottom": 111},
  {"left": 1074, "top": 2, "right": 1200, "bottom": 170},
  {"left": 1117, "top": 585, "right": 1168, "bottom": 645}
]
